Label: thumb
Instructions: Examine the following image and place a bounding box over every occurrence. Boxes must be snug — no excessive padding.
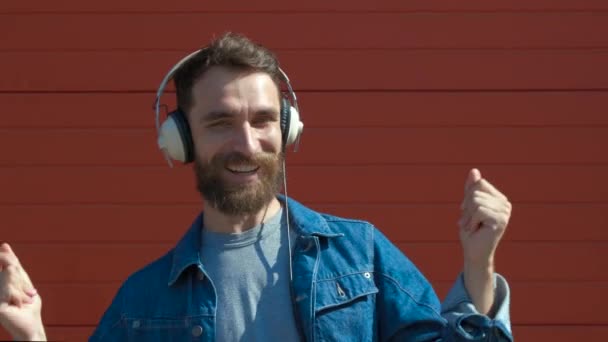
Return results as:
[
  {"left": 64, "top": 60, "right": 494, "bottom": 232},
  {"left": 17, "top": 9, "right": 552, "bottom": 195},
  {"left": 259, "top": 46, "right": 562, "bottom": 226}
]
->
[
  {"left": 0, "top": 243, "right": 17, "bottom": 270},
  {"left": 464, "top": 168, "right": 482, "bottom": 191},
  {"left": 0, "top": 243, "right": 12, "bottom": 254}
]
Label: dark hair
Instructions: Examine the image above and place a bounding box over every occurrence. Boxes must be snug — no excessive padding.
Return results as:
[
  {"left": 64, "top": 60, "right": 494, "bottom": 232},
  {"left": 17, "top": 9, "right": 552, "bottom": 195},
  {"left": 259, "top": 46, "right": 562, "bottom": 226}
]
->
[{"left": 174, "top": 32, "right": 282, "bottom": 113}]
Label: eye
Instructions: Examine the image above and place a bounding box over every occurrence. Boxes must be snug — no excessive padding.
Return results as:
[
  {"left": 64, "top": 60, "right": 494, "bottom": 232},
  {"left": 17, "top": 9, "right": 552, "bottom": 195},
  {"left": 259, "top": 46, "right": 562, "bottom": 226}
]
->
[
  {"left": 252, "top": 117, "right": 271, "bottom": 126},
  {"left": 201, "top": 111, "right": 234, "bottom": 129},
  {"left": 252, "top": 113, "right": 277, "bottom": 127},
  {"left": 207, "top": 120, "right": 231, "bottom": 129}
]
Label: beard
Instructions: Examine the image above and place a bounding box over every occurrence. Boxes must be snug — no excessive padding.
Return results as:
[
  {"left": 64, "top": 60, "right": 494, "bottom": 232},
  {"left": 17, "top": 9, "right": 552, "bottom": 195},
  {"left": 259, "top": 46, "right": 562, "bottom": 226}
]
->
[{"left": 194, "top": 150, "right": 284, "bottom": 216}]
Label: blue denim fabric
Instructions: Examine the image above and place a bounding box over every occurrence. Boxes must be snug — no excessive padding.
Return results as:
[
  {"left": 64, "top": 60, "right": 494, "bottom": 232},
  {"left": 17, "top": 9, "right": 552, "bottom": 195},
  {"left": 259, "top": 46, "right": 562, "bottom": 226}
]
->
[{"left": 89, "top": 196, "right": 513, "bottom": 341}]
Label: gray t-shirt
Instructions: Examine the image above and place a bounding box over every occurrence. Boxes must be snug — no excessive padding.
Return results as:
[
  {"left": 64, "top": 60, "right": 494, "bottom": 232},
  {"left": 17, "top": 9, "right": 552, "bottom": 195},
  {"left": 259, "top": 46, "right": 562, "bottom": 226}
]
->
[{"left": 200, "top": 208, "right": 301, "bottom": 341}]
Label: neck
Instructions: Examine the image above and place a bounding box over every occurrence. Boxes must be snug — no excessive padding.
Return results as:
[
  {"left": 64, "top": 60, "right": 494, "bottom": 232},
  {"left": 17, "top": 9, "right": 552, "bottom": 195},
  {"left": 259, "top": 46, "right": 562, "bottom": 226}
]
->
[{"left": 202, "top": 197, "right": 282, "bottom": 234}]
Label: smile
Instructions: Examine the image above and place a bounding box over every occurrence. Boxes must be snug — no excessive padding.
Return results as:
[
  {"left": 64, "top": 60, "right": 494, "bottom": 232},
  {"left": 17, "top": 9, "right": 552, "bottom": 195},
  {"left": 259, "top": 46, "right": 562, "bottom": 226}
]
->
[{"left": 225, "top": 164, "right": 260, "bottom": 173}]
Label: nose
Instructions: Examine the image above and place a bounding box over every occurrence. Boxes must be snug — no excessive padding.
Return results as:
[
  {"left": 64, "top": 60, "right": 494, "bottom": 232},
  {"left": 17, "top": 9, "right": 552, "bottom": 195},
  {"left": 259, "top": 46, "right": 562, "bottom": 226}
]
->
[{"left": 231, "top": 122, "right": 260, "bottom": 157}]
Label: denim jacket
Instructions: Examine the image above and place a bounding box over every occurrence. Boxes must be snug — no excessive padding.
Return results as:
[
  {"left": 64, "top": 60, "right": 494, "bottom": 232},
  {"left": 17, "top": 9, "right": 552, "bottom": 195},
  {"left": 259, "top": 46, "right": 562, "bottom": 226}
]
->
[{"left": 90, "top": 196, "right": 513, "bottom": 341}]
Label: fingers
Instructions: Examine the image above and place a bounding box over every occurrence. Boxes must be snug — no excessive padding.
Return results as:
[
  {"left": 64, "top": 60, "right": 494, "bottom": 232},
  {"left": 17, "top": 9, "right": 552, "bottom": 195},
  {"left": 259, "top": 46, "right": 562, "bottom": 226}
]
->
[
  {"left": 462, "top": 190, "right": 511, "bottom": 219},
  {"left": 459, "top": 169, "right": 512, "bottom": 232},
  {"left": 463, "top": 179, "right": 507, "bottom": 204},
  {"left": 0, "top": 243, "right": 20, "bottom": 270},
  {"left": 458, "top": 191, "right": 512, "bottom": 231},
  {"left": 462, "top": 169, "right": 509, "bottom": 209},
  {"left": 478, "top": 179, "right": 508, "bottom": 200},
  {"left": 464, "top": 205, "right": 501, "bottom": 233},
  {"left": 0, "top": 243, "right": 37, "bottom": 310},
  {"left": 0, "top": 265, "right": 35, "bottom": 309}
]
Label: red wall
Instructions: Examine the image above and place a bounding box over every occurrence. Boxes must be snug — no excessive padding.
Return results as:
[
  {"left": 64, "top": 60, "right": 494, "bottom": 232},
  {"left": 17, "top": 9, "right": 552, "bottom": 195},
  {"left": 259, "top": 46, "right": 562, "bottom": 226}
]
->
[{"left": 1, "top": 1, "right": 607, "bottom": 340}]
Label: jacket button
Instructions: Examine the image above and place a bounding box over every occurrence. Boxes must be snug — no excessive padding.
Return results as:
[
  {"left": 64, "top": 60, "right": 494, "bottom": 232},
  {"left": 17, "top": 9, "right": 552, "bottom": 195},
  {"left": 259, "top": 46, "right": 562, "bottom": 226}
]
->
[
  {"left": 192, "top": 325, "right": 203, "bottom": 337},
  {"left": 364, "top": 272, "right": 371, "bottom": 279},
  {"left": 132, "top": 320, "right": 141, "bottom": 329}
]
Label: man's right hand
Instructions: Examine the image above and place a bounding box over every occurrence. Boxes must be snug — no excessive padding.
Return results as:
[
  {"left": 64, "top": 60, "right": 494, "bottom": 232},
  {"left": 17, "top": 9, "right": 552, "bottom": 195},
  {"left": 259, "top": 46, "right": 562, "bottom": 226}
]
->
[{"left": 0, "top": 243, "right": 46, "bottom": 341}]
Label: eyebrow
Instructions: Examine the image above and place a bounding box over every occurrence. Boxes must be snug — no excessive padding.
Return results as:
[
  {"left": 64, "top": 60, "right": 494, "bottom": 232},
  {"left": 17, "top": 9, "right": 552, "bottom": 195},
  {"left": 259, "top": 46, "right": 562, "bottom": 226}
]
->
[
  {"left": 254, "top": 107, "right": 280, "bottom": 118},
  {"left": 201, "top": 107, "right": 279, "bottom": 123},
  {"left": 201, "top": 111, "right": 234, "bottom": 123}
]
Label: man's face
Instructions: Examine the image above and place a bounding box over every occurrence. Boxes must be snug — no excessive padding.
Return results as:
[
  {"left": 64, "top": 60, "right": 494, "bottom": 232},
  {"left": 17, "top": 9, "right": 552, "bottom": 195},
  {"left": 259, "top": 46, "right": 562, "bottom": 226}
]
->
[{"left": 187, "top": 66, "right": 283, "bottom": 215}]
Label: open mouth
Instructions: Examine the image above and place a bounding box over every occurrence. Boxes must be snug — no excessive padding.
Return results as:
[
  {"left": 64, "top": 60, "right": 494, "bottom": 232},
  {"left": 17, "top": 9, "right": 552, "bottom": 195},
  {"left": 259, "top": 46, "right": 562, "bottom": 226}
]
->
[{"left": 225, "top": 164, "right": 260, "bottom": 174}]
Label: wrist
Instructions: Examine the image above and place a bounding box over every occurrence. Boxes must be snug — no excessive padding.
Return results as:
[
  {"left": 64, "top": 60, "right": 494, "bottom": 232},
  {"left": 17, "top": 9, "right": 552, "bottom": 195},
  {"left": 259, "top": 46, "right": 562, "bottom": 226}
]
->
[
  {"left": 463, "top": 262, "right": 494, "bottom": 291},
  {"left": 463, "top": 261, "right": 495, "bottom": 315},
  {"left": 27, "top": 331, "right": 47, "bottom": 341},
  {"left": 13, "top": 326, "right": 46, "bottom": 341},
  {"left": 464, "top": 255, "right": 495, "bottom": 274}
]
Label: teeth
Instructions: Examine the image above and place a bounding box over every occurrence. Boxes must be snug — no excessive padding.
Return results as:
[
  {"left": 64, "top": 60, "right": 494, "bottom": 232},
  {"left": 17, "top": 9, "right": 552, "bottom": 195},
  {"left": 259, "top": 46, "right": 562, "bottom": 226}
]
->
[{"left": 226, "top": 164, "right": 259, "bottom": 173}]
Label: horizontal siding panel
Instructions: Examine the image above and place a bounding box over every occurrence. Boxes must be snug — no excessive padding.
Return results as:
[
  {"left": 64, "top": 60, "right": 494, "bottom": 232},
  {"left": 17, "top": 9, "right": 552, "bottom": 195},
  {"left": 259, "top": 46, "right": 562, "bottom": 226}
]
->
[
  {"left": 30, "top": 281, "right": 608, "bottom": 325},
  {"left": 0, "top": 165, "right": 606, "bottom": 203},
  {"left": 19, "top": 244, "right": 170, "bottom": 283},
  {"left": 2, "top": 203, "right": 607, "bottom": 243},
  {"left": 1, "top": 50, "right": 607, "bottom": 91},
  {"left": 401, "top": 242, "right": 608, "bottom": 282},
  {"left": 507, "top": 282, "right": 608, "bottom": 325},
  {"left": 2, "top": 0, "right": 608, "bottom": 12},
  {"left": 2, "top": 127, "right": 607, "bottom": 165},
  {"left": 514, "top": 326, "right": 608, "bottom": 342},
  {"left": 2, "top": 13, "right": 607, "bottom": 50},
  {"left": 12, "top": 242, "right": 607, "bottom": 283},
  {"left": 3, "top": 92, "right": 608, "bottom": 128}
]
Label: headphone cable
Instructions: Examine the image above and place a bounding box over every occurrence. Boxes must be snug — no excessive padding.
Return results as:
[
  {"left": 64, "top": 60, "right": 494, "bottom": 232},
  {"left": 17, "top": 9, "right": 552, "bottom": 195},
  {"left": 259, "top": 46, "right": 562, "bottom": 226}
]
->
[{"left": 282, "top": 159, "right": 294, "bottom": 283}]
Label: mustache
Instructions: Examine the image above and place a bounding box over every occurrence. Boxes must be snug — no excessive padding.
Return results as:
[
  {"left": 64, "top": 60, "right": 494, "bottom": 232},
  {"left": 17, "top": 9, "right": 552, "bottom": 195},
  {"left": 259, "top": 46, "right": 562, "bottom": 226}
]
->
[{"left": 214, "top": 151, "right": 278, "bottom": 169}]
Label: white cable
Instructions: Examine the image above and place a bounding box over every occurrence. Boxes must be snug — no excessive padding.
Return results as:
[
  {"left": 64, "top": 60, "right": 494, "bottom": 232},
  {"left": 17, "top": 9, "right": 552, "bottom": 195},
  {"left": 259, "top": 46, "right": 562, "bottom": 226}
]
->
[{"left": 283, "top": 159, "right": 294, "bottom": 282}]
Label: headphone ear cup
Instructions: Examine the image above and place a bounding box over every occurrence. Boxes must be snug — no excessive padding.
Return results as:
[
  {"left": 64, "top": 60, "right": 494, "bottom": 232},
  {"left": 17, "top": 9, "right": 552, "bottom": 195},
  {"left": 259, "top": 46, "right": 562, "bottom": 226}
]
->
[
  {"left": 157, "top": 109, "right": 194, "bottom": 163},
  {"left": 279, "top": 97, "right": 291, "bottom": 148},
  {"left": 285, "top": 105, "right": 303, "bottom": 146},
  {"left": 280, "top": 97, "right": 304, "bottom": 147}
]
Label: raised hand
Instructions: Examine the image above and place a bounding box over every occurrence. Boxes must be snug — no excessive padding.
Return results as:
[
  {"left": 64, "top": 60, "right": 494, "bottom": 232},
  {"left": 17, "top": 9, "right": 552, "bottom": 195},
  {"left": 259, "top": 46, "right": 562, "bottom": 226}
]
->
[
  {"left": 458, "top": 169, "right": 512, "bottom": 314},
  {"left": 0, "top": 243, "right": 46, "bottom": 341},
  {"left": 459, "top": 169, "right": 511, "bottom": 265}
]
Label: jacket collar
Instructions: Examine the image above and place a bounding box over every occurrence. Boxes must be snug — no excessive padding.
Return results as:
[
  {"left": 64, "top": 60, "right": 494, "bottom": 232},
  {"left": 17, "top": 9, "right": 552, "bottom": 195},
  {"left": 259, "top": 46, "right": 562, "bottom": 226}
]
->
[
  {"left": 278, "top": 195, "right": 344, "bottom": 238},
  {"left": 167, "top": 195, "right": 343, "bottom": 286},
  {"left": 167, "top": 213, "right": 204, "bottom": 286}
]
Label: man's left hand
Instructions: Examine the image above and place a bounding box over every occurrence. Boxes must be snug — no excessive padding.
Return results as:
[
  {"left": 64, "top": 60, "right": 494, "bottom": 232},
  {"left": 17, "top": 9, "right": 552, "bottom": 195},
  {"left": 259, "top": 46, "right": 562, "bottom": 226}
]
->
[
  {"left": 459, "top": 168, "right": 511, "bottom": 266},
  {"left": 458, "top": 168, "right": 512, "bottom": 315}
]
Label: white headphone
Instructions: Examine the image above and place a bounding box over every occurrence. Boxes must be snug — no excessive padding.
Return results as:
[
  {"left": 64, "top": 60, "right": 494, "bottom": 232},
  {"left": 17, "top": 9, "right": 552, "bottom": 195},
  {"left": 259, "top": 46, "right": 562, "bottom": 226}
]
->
[{"left": 154, "top": 49, "right": 304, "bottom": 167}]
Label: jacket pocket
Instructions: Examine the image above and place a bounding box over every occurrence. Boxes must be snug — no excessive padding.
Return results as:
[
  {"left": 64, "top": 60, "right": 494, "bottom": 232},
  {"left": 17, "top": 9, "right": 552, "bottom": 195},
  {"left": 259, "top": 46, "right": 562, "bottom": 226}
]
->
[
  {"left": 314, "top": 272, "right": 379, "bottom": 341},
  {"left": 124, "top": 316, "right": 208, "bottom": 341}
]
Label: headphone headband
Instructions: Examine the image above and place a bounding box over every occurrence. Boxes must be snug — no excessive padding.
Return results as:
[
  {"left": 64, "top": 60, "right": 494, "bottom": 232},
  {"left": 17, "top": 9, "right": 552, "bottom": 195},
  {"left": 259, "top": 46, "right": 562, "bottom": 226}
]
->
[{"left": 154, "top": 50, "right": 202, "bottom": 132}]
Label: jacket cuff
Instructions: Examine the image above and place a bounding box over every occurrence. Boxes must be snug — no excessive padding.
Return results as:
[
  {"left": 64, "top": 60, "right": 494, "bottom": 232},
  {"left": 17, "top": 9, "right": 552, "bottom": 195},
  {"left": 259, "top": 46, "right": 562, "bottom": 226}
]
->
[{"left": 440, "top": 273, "right": 512, "bottom": 341}]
